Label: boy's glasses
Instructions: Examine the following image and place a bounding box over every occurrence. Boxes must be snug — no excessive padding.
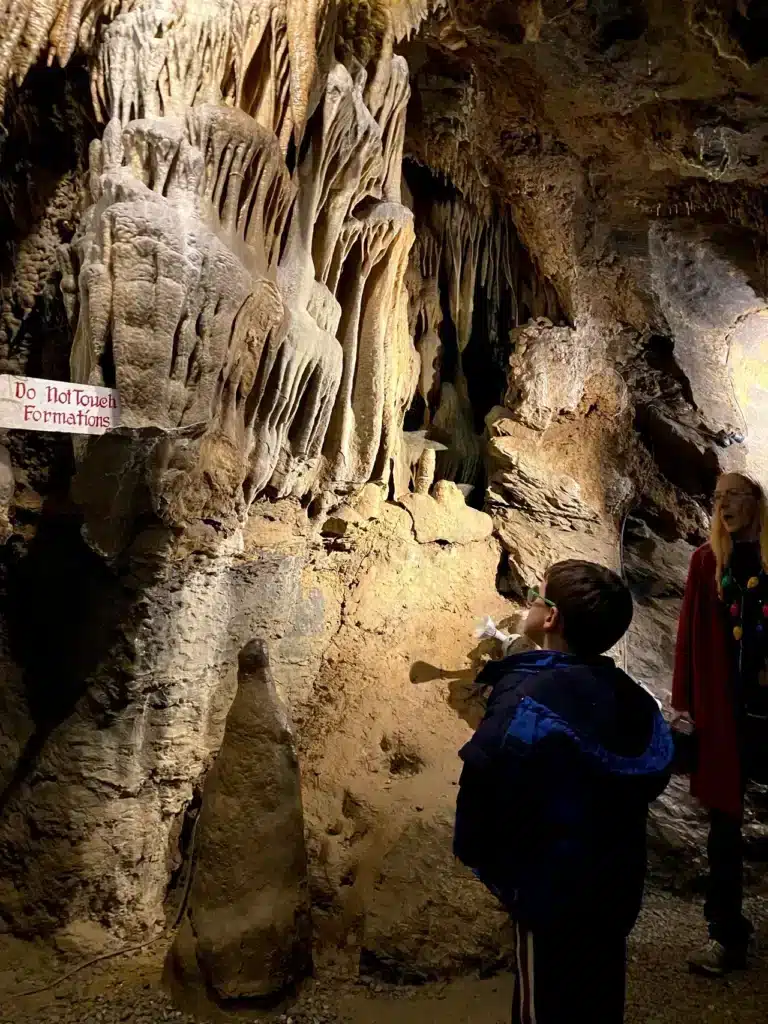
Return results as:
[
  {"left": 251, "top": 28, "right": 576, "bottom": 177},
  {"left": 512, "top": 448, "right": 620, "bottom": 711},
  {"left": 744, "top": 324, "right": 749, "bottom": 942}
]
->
[{"left": 526, "top": 587, "right": 557, "bottom": 609}]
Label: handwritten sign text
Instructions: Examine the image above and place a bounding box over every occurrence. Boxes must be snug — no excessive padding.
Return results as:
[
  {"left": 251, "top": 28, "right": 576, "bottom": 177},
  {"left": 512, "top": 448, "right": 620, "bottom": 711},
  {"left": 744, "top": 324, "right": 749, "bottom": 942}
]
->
[{"left": 0, "top": 374, "right": 120, "bottom": 435}]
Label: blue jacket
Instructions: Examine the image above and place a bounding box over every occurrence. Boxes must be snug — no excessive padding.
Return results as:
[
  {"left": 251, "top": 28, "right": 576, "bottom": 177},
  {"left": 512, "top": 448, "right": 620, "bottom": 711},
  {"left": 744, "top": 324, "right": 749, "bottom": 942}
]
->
[{"left": 453, "top": 650, "right": 674, "bottom": 934}]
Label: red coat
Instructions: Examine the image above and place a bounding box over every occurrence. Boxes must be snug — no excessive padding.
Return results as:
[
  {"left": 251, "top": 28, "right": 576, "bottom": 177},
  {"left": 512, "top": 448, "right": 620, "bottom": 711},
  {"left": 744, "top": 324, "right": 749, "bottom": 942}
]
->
[{"left": 672, "top": 543, "right": 742, "bottom": 818}]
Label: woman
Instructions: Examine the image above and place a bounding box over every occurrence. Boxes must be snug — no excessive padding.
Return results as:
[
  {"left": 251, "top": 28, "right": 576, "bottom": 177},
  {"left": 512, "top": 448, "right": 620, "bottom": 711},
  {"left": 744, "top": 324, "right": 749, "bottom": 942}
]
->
[{"left": 672, "top": 472, "right": 768, "bottom": 976}]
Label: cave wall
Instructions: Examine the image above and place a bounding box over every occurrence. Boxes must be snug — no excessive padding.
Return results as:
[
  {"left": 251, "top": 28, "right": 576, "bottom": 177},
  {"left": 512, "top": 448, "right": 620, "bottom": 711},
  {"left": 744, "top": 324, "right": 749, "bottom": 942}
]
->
[
  {"left": 400, "top": 0, "right": 768, "bottom": 877},
  {"left": 2, "top": 0, "right": 768, "bottom": 1005},
  {"left": 0, "top": 0, "right": 516, "bottom": 1003},
  {"left": 402, "top": 0, "right": 768, "bottom": 595}
]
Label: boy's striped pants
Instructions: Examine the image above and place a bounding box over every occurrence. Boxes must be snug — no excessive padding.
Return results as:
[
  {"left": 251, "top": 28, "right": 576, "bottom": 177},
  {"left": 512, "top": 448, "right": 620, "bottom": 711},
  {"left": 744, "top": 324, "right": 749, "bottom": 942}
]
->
[{"left": 511, "top": 919, "right": 627, "bottom": 1023}]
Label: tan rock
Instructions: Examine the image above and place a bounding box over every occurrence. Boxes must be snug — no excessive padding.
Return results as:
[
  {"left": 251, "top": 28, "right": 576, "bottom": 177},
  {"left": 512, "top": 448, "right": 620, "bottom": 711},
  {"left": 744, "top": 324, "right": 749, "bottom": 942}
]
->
[
  {"left": 321, "top": 509, "right": 363, "bottom": 537},
  {"left": 399, "top": 481, "right": 493, "bottom": 545},
  {"left": 487, "top": 441, "right": 600, "bottom": 528},
  {"left": 168, "top": 641, "right": 311, "bottom": 1003},
  {"left": 0, "top": 447, "right": 14, "bottom": 544},
  {"left": 351, "top": 482, "right": 385, "bottom": 521},
  {"left": 361, "top": 813, "right": 512, "bottom": 979},
  {"left": 505, "top": 320, "right": 596, "bottom": 431},
  {"left": 485, "top": 405, "right": 517, "bottom": 437}
]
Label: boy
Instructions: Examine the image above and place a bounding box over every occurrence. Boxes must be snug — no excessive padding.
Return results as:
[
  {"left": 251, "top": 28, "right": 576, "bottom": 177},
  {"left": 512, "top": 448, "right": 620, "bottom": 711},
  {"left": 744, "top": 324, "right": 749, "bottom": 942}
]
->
[{"left": 454, "top": 560, "right": 674, "bottom": 1023}]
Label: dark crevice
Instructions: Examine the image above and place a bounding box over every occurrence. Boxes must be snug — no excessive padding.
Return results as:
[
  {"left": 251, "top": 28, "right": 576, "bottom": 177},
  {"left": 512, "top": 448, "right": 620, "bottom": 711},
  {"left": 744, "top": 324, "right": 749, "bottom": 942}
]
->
[
  {"left": 164, "top": 788, "right": 203, "bottom": 925},
  {"left": 100, "top": 334, "right": 117, "bottom": 390},
  {"left": 588, "top": 0, "right": 648, "bottom": 51},
  {"left": 643, "top": 334, "right": 696, "bottom": 408},
  {"left": 730, "top": 0, "right": 768, "bottom": 63}
]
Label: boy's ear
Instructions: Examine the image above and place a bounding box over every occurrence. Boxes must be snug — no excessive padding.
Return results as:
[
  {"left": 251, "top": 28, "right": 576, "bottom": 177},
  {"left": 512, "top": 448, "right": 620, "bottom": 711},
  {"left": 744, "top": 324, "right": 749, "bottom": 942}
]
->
[{"left": 542, "top": 607, "right": 560, "bottom": 633}]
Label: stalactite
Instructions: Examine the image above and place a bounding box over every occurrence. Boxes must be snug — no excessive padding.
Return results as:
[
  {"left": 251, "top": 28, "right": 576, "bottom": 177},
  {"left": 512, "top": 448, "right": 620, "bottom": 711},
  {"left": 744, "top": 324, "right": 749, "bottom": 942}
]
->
[
  {"left": 367, "top": 54, "right": 409, "bottom": 203},
  {"left": 0, "top": 0, "right": 114, "bottom": 106},
  {"left": 390, "top": 0, "right": 447, "bottom": 41},
  {"left": 57, "top": 0, "right": 420, "bottom": 525},
  {"left": 323, "top": 202, "right": 416, "bottom": 488},
  {"left": 432, "top": 380, "right": 481, "bottom": 485},
  {"left": 402, "top": 165, "right": 562, "bottom": 487},
  {"left": 285, "top": 61, "right": 384, "bottom": 304},
  {"left": 186, "top": 103, "right": 295, "bottom": 272},
  {"left": 89, "top": 0, "right": 326, "bottom": 153},
  {"left": 94, "top": 1, "right": 234, "bottom": 125},
  {"left": 406, "top": 232, "right": 442, "bottom": 425}
]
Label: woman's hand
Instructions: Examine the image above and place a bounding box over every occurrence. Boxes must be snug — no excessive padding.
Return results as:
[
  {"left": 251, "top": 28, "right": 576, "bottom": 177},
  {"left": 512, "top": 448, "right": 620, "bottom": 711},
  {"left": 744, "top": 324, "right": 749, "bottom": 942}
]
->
[{"left": 671, "top": 710, "right": 695, "bottom": 734}]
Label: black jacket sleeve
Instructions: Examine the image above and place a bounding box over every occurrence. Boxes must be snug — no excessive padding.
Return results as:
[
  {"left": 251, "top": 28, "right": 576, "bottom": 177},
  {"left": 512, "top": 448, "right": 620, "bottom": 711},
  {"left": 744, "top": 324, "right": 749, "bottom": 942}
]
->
[{"left": 453, "top": 692, "right": 531, "bottom": 883}]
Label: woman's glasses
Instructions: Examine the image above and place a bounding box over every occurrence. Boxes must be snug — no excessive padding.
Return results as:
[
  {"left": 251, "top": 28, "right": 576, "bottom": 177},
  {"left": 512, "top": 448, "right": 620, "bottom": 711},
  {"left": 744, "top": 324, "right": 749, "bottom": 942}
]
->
[
  {"left": 714, "top": 490, "right": 755, "bottom": 504},
  {"left": 526, "top": 587, "right": 557, "bottom": 609}
]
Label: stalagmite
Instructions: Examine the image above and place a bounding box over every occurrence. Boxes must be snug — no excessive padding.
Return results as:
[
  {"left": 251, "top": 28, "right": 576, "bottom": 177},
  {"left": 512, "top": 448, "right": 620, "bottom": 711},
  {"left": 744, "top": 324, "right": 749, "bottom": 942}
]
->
[
  {"left": 414, "top": 444, "right": 435, "bottom": 494},
  {"left": 167, "top": 641, "right": 311, "bottom": 1004}
]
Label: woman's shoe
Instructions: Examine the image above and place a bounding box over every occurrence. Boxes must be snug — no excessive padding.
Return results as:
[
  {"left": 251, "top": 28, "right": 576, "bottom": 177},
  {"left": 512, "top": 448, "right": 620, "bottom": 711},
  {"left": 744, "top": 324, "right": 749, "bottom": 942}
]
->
[{"left": 688, "top": 939, "right": 748, "bottom": 976}]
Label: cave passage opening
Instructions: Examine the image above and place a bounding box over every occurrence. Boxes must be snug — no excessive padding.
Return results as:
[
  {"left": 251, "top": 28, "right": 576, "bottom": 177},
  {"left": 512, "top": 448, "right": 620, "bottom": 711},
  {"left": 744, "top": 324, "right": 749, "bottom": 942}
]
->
[{"left": 399, "top": 159, "right": 565, "bottom": 507}]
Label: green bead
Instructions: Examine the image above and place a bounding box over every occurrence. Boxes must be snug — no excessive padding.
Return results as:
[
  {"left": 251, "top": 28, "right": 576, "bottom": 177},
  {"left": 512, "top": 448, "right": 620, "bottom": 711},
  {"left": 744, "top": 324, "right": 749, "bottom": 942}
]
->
[{"left": 722, "top": 573, "right": 733, "bottom": 588}]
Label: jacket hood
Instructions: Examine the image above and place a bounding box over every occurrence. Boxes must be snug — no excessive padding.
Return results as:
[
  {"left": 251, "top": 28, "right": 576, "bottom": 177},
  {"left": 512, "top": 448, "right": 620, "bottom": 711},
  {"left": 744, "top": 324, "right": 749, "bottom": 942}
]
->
[
  {"left": 488, "top": 650, "right": 674, "bottom": 794},
  {"left": 505, "top": 696, "right": 674, "bottom": 788}
]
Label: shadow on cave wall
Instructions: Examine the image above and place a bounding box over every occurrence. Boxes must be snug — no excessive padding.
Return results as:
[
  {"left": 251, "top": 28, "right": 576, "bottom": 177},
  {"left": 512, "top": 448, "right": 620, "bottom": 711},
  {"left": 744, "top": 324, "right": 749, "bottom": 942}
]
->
[
  {"left": 0, "top": 58, "right": 130, "bottom": 820},
  {"left": 0, "top": 504, "right": 137, "bottom": 816}
]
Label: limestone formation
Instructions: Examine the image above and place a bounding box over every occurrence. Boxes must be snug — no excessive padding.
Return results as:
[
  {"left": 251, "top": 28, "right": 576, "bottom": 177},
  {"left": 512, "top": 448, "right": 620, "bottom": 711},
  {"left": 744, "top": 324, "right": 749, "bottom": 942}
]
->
[
  {"left": 398, "top": 430, "right": 446, "bottom": 496},
  {"left": 3, "top": 0, "right": 768, "bottom": 1007},
  {"left": 505, "top": 320, "right": 598, "bottom": 432},
  {"left": 53, "top": 1, "right": 420, "bottom": 543},
  {"left": 487, "top": 443, "right": 601, "bottom": 529},
  {"left": 399, "top": 479, "right": 493, "bottom": 545},
  {"left": 0, "top": 0, "right": 102, "bottom": 106},
  {"left": 168, "top": 641, "right": 311, "bottom": 1004},
  {"left": 402, "top": 179, "right": 562, "bottom": 491}
]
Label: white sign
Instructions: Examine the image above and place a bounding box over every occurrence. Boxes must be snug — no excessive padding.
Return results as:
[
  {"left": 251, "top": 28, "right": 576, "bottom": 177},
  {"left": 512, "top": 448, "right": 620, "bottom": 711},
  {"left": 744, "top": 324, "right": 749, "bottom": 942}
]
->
[{"left": 0, "top": 374, "right": 120, "bottom": 435}]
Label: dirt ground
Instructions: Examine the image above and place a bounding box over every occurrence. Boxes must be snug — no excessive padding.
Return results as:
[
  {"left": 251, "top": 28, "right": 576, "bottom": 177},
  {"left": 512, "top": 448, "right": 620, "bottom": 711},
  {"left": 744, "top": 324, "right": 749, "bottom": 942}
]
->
[{"left": 1, "top": 887, "right": 766, "bottom": 1024}]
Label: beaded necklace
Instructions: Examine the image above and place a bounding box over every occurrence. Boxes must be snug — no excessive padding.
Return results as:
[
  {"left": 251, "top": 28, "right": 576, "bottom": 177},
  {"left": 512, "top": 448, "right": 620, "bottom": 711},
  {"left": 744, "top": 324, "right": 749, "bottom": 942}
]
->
[{"left": 721, "top": 562, "right": 768, "bottom": 674}]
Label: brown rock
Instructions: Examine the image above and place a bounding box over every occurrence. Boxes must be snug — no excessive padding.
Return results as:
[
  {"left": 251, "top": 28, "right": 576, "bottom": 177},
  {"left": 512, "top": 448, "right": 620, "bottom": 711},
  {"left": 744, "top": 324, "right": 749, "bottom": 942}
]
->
[
  {"left": 350, "top": 483, "right": 385, "bottom": 521},
  {"left": 487, "top": 442, "right": 600, "bottom": 528},
  {"left": 168, "top": 641, "right": 311, "bottom": 1003},
  {"left": 505, "top": 320, "right": 596, "bottom": 431},
  {"left": 399, "top": 482, "right": 493, "bottom": 545}
]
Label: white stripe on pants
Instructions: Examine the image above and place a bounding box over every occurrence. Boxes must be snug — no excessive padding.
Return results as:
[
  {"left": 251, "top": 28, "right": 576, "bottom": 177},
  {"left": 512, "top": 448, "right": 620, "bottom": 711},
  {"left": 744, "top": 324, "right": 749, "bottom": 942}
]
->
[
  {"left": 513, "top": 918, "right": 537, "bottom": 1024},
  {"left": 510, "top": 918, "right": 627, "bottom": 1023}
]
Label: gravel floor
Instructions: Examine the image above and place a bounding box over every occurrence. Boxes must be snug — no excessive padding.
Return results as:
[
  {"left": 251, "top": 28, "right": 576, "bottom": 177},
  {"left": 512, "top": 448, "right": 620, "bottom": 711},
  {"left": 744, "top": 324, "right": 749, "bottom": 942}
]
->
[{"left": 1, "top": 888, "right": 766, "bottom": 1024}]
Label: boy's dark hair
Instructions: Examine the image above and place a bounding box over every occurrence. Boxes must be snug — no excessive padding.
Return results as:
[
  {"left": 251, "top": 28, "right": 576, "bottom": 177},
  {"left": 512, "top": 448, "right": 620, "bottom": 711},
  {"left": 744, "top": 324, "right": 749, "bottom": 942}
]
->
[{"left": 544, "top": 559, "right": 633, "bottom": 657}]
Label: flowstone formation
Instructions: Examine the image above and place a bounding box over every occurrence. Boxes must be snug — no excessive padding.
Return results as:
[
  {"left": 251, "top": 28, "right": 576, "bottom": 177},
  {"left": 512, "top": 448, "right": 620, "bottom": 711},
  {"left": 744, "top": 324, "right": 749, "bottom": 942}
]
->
[
  {"left": 64, "top": 0, "right": 418, "bottom": 536},
  {"left": 0, "top": 0, "right": 442, "bottom": 1003},
  {"left": 2, "top": 0, "right": 768, "bottom": 1009}
]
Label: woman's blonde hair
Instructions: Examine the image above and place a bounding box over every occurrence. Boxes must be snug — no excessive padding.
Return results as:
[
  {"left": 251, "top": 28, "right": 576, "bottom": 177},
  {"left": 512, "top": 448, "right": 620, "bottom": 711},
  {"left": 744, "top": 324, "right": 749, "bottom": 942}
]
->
[{"left": 711, "top": 473, "right": 768, "bottom": 595}]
